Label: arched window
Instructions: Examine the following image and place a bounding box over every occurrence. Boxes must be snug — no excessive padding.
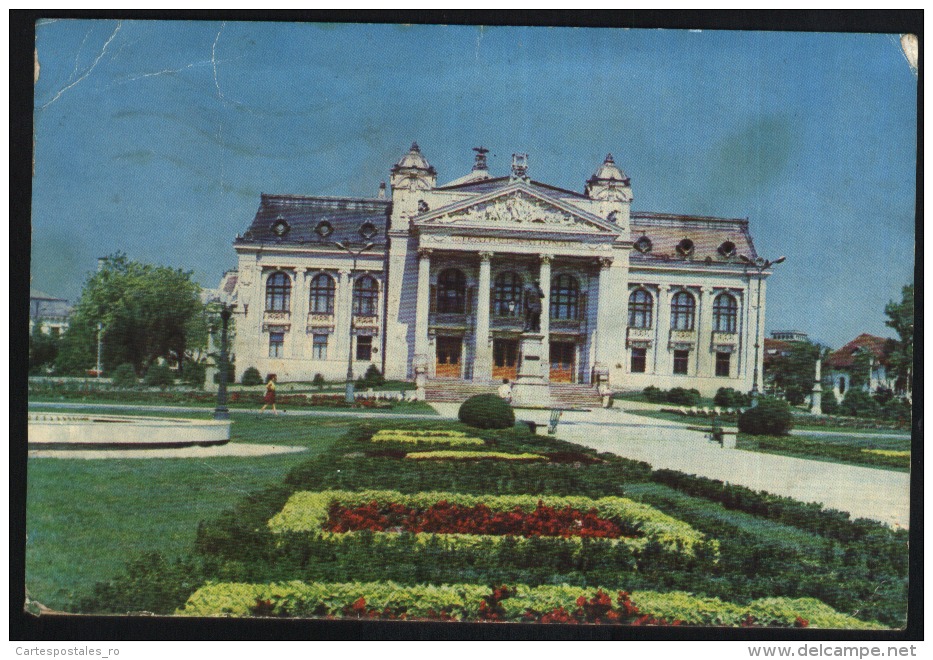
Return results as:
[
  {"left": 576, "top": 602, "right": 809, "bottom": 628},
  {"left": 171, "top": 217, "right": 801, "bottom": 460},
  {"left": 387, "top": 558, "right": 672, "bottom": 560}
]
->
[
  {"left": 493, "top": 271, "right": 523, "bottom": 316},
  {"left": 628, "top": 289, "right": 653, "bottom": 329},
  {"left": 309, "top": 274, "right": 335, "bottom": 314},
  {"left": 670, "top": 291, "right": 696, "bottom": 331},
  {"left": 437, "top": 269, "right": 466, "bottom": 314},
  {"left": 265, "top": 272, "right": 291, "bottom": 312},
  {"left": 550, "top": 274, "right": 579, "bottom": 321},
  {"left": 353, "top": 276, "right": 379, "bottom": 316},
  {"left": 713, "top": 292, "right": 738, "bottom": 333}
]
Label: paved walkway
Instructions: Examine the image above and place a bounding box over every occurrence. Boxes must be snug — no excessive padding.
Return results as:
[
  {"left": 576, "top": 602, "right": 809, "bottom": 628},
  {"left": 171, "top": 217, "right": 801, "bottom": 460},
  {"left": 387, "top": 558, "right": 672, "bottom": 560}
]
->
[
  {"left": 430, "top": 403, "right": 910, "bottom": 529},
  {"left": 27, "top": 401, "right": 440, "bottom": 420}
]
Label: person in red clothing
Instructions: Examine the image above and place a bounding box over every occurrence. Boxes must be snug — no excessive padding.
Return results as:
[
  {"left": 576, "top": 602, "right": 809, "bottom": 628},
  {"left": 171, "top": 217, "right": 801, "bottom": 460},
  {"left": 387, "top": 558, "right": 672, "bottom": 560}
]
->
[{"left": 259, "top": 373, "right": 279, "bottom": 414}]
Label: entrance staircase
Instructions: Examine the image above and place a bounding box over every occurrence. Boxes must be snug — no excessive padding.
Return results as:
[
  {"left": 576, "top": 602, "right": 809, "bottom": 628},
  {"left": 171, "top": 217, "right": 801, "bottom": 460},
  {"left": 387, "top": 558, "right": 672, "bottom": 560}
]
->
[{"left": 425, "top": 379, "right": 602, "bottom": 410}]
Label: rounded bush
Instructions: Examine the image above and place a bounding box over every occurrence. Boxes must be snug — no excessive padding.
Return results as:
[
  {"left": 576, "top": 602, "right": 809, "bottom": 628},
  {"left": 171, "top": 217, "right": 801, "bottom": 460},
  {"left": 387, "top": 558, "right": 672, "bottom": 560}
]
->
[
  {"left": 666, "top": 387, "right": 700, "bottom": 406},
  {"left": 820, "top": 389, "right": 839, "bottom": 415},
  {"left": 143, "top": 363, "right": 174, "bottom": 388},
  {"left": 714, "top": 387, "right": 749, "bottom": 408},
  {"left": 643, "top": 385, "right": 664, "bottom": 403},
  {"left": 182, "top": 361, "right": 206, "bottom": 388},
  {"left": 840, "top": 389, "right": 881, "bottom": 418},
  {"left": 241, "top": 366, "right": 263, "bottom": 386},
  {"left": 111, "top": 363, "right": 138, "bottom": 389},
  {"left": 738, "top": 397, "right": 793, "bottom": 436},
  {"left": 458, "top": 394, "right": 515, "bottom": 430}
]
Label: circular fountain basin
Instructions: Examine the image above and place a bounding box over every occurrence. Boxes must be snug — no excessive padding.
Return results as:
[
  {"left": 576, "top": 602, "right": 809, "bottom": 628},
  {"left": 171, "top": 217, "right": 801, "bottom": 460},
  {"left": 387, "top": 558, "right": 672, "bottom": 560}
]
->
[{"left": 28, "top": 413, "right": 231, "bottom": 450}]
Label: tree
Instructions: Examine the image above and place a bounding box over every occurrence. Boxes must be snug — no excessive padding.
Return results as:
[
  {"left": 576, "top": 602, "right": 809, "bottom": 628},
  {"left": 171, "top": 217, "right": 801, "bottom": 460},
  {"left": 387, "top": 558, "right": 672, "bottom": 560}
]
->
[
  {"left": 763, "top": 341, "right": 823, "bottom": 406},
  {"left": 55, "top": 253, "right": 207, "bottom": 375},
  {"left": 29, "top": 323, "right": 60, "bottom": 374},
  {"left": 884, "top": 284, "right": 913, "bottom": 394}
]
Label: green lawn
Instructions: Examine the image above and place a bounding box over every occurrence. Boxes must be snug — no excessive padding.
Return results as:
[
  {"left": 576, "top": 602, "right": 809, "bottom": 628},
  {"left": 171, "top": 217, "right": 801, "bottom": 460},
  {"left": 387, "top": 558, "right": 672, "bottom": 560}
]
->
[
  {"left": 735, "top": 433, "right": 910, "bottom": 471},
  {"left": 26, "top": 410, "right": 353, "bottom": 611}
]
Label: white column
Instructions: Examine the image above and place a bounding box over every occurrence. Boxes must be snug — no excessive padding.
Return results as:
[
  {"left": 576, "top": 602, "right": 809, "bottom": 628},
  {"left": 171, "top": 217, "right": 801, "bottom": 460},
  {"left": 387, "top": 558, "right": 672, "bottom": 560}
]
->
[
  {"left": 473, "top": 252, "right": 493, "bottom": 382},
  {"left": 335, "top": 269, "right": 352, "bottom": 365},
  {"left": 593, "top": 257, "right": 615, "bottom": 379},
  {"left": 654, "top": 284, "right": 672, "bottom": 375},
  {"left": 291, "top": 271, "right": 310, "bottom": 360},
  {"left": 696, "top": 286, "right": 714, "bottom": 377},
  {"left": 538, "top": 254, "right": 552, "bottom": 381},
  {"left": 414, "top": 248, "right": 432, "bottom": 368}
]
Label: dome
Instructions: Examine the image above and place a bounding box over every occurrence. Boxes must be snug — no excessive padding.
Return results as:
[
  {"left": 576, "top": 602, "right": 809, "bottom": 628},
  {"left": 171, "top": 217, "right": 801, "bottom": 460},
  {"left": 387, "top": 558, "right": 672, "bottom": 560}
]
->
[
  {"left": 392, "top": 142, "right": 436, "bottom": 173},
  {"left": 589, "top": 153, "right": 629, "bottom": 184}
]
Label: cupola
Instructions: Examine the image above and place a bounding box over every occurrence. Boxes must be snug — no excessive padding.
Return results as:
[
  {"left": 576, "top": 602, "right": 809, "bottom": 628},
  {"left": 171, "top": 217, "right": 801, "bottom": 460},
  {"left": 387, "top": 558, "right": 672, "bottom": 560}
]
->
[
  {"left": 390, "top": 142, "right": 437, "bottom": 191},
  {"left": 585, "top": 153, "right": 633, "bottom": 202}
]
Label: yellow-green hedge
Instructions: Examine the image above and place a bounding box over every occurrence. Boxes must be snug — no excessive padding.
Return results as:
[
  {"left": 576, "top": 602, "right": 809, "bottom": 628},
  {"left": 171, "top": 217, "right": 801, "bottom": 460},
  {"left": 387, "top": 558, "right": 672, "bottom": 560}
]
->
[
  {"left": 370, "top": 430, "right": 485, "bottom": 447},
  {"left": 405, "top": 451, "right": 546, "bottom": 461}
]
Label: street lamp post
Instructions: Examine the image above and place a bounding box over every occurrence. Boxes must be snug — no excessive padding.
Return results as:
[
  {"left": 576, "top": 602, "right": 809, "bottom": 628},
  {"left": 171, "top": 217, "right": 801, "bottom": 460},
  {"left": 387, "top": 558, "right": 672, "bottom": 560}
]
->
[
  {"left": 214, "top": 302, "right": 235, "bottom": 421},
  {"left": 96, "top": 323, "right": 103, "bottom": 378},
  {"left": 334, "top": 240, "right": 374, "bottom": 403},
  {"left": 739, "top": 254, "right": 786, "bottom": 408}
]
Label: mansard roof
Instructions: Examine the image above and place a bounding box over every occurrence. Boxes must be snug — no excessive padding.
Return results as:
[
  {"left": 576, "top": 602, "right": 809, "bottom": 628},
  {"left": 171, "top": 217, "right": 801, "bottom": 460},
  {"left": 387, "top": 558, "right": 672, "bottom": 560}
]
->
[
  {"left": 629, "top": 212, "right": 759, "bottom": 266},
  {"left": 236, "top": 194, "right": 390, "bottom": 248}
]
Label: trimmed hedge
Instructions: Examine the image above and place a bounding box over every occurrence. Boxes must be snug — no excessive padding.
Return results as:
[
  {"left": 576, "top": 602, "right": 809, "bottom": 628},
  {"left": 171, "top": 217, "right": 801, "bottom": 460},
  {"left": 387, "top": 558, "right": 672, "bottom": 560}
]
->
[
  {"left": 406, "top": 451, "right": 547, "bottom": 462},
  {"left": 178, "top": 580, "right": 881, "bottom": 628},
  {"left": 738, "top": 397, "right": 793, "bottom": 435},
  {"left": 241, "top": 367, "right": 263, "bottom": 386},
  {"left": 267, "top": 490, "right": 711, "bottom": 556},
  {"left": 110, "top": 363, "right": 138, "bottom": 388},
  {"left": 370, "top": 430, "right": 485, "bottom": 447},
  {"left": 459, "top": 394, "right": 515, "bottom": 429}
]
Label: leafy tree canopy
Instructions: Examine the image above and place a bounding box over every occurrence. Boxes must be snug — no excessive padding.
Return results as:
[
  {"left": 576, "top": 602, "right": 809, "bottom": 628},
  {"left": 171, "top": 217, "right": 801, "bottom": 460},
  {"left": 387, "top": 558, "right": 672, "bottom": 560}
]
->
[
  {"left": 56, "top": 253, "right": 207, "bottom": 375},
  {"left": 884, "top": 284, "right": 913, "bottom": 394},
  {"left": 763, "top": 340, "right": 823, "bottom": 405}
]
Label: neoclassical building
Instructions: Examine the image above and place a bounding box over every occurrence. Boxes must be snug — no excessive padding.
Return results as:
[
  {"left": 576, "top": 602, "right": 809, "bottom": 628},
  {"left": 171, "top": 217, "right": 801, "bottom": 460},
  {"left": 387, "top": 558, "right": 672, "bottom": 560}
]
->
[{"left": 230, "top": 144, "right": 772, "bottom": 396}]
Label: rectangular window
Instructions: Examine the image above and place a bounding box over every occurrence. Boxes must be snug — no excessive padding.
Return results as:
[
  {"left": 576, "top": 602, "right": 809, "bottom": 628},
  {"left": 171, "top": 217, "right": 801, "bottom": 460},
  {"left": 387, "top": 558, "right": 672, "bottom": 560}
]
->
[
  {"left": 630, "top": 348, "right": 646, "bottom": 373},
  {"left": 673, "top": 349, "right": 689, "bottom": 375},
  {"left": 269, "top": 331, "right": 285, "bottom": 358},
  {"left": 715, "top": 351, "right": 731, "bottom": 377},
  {"left": 356, "top": 335, "right": 373, "bottom": 361},
  {"left": 312, "top": 334, "right": 328, "bottom": 360}
]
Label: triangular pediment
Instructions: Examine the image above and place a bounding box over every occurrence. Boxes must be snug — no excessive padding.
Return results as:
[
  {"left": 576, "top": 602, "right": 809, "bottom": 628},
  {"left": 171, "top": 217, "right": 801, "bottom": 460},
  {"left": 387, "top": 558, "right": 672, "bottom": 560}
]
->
[{"left": 414, "top": 183, "right": 618, "bottom": 234}]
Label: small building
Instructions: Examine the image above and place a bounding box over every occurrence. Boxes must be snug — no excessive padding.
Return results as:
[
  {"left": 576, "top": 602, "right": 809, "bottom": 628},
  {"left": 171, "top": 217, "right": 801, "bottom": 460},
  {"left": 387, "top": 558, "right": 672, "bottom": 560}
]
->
[
  {"left": 770, "top": 330, "right": 808, "bottom": 342},
  {"left": 29, "top": 289, "right": 71, "bottom": 336},
  {"left": 824, "top": 333, "right": 894, "bottom": 398}
]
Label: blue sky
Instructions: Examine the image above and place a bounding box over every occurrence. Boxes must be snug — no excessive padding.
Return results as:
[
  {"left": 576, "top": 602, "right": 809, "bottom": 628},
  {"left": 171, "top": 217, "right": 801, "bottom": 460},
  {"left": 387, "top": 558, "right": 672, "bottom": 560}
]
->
[{"left": 31, "top": 20, "right": 917, "bottom": 347}]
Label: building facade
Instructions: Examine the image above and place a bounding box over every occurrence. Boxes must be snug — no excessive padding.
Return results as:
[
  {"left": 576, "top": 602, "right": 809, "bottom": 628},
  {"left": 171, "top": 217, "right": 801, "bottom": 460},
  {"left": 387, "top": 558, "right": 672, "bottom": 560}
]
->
[
  {"left": 29, "top": 289, "right": 72, "bottom": 336},
  {"left": 230, "top": 145, "right": 772, "bottom": 396},
  {"left": 824, "top": 333, "right": 895, "bottom": 398}
]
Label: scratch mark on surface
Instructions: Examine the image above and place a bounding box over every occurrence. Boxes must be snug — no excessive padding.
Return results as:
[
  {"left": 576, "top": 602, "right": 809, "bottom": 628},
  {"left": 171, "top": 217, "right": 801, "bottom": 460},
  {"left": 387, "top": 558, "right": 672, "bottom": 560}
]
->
[
  {"left": 211, "top": 22, "right": 228, "bottom": 102},
  {"left": 69, "top": 27, "right": 93, "bottom": 83},
  {"left": 35, "top": 19, "right": 60, "bottom": 27},
  {"left": 196, "top": 459, "right": 251, "bottom": 497},
  {"left": 123, "top": 59, "right": 214, "bottom": 82},
  {"left": 40, "top": 21, "right": 122, "bottom": 109}
]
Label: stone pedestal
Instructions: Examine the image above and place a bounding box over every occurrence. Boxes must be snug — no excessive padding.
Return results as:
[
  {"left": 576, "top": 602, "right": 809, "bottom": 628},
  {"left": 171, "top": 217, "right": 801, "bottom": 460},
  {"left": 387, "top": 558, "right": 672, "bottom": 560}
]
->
[
  {"left": 414, "top": 356, "right": 428, "bottom": 401},
  {"left": 511, "top": 333, "right": 551, "bottom": 408},
  {"left": 810, "top": 359, "right": 823, "bottom": 415},
  {"left": 204, "top": 366, "right": 219, "bottom": 393}
]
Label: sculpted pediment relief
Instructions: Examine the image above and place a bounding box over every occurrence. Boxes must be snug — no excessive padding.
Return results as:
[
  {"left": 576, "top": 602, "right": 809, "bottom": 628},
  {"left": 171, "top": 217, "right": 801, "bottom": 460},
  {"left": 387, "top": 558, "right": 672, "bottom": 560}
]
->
[{"left": 419, "top": 190, "right": 613, "bottom": 234}]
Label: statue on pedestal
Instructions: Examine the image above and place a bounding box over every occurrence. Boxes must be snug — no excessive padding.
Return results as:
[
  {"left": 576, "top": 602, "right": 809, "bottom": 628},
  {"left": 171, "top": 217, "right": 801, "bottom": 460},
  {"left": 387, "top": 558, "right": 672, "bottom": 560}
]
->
[{"left": 523, "top": 279, "right": 545, "bottom": 333}]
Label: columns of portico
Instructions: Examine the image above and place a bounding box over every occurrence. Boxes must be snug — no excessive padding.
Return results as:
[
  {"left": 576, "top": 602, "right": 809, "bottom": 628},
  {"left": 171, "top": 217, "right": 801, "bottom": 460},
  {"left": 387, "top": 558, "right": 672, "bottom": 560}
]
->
[
  {"left": 654, "top": 284, "right": 672, "bottom": 375},
  {"left": 335, "top": 269, "right": 353, "bottom": 361},
  {"left": 291, "top": 271, "right": 310, "bottom": 360},
  {"left": 538, "top": 254, "right": 552, "bottom": 381},
  {"left": 473, "top": 252, "right": 494, "bottom": 382},
  {"left": 413, "top": 248, "right": 432, "bottom": 370},
  {"left": 594, "top": 256, "right": 626, "bottom": 384},
  {"left": 695, "top": 286, "right": 715, "bottom": 377}
]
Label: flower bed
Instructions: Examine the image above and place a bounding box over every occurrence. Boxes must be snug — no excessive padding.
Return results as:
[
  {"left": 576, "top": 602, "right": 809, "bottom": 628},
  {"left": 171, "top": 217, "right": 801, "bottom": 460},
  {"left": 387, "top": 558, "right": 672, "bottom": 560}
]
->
[
  {"left": 268, "top": 489, "right": 711, "bottom": 555},
  {"left": 369, "top": 430, "right": 485, "bottom": 447},
  {"left": 178, "top": 580, "right": 882, "bottom": 628},
  {"left": 405, "top": 451, "right": 546, "bottom": 462},
  {"left": 324, "top": 499, "right": 632, "bottom": 539},
  {"left": 862, "top": 449, "right": 910, "bottom": 458}
]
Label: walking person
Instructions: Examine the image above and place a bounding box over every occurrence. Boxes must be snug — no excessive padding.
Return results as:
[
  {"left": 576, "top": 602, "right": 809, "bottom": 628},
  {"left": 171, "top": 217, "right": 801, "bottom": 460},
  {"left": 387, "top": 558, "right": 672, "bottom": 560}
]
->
[{"left": 259, "top": 374, "right": 279, "bottom": 414}]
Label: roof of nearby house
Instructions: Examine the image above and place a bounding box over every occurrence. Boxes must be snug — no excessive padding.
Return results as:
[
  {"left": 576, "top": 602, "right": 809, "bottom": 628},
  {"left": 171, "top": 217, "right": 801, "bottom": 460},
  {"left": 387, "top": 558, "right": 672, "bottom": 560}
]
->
[
  {"left": 236, "top": 195, "right": 390, "bottom": 248},
  {"left": 825, "top": 333, "right": 892, "bottom": 369},
  {"left": 29, "top": 290, "right": 72, "bottom": 319},
  {"left": 763, "top": 338, "right": 793, "bottom": 363}
]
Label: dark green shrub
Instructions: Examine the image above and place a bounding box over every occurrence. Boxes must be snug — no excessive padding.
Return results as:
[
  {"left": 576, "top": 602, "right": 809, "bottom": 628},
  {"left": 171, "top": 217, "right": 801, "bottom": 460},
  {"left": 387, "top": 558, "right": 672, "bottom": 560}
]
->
[
  {"left": 738, "top": 397, "right": 793, "bottom": 436},
  {"left": 840, "top": 389, "right": 880, "bottom": 418},
  {"left": 880, "top": 398, "right": 912, "bottom": 424},
  {"left": 820, "top": 389, "right": 839, "bottom": 415},
  {"left": 181, "top": 361, "right": 206, "bottom": 388},
  {"left": 213, "top": 361, "right": 236, "bottom": 384},
  {"left": 312, "top": 373, "right": 326, "bottom": 390},
  {"left": 356, "top": 364, "right": 386, "bottom": 389},
  {"left": 143, "top": 363, "right": 174, "bottom": 388},
  {"left": 783, "top": 384, "right": 807, "bottom": 406},
  {"left": 872, "top": 387, "right": 895, "bottom": 405},
  {"left": 714, "top": 387, "right": 749, "bottom": 408},
  {"left": 241, "top": 366, "right": 263, "bottom": 386},
  {"left": 111, "top": 363, "right": 138, "bottom": 388},
  {"left": 665, "top": 387, "right": 700, "bottom": 406},
  {"left": 643, "top": 385, "right": 664, "bottom": 403},
  {"left": 458, "top": 394, "right": 515, "bottom": 429}
]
